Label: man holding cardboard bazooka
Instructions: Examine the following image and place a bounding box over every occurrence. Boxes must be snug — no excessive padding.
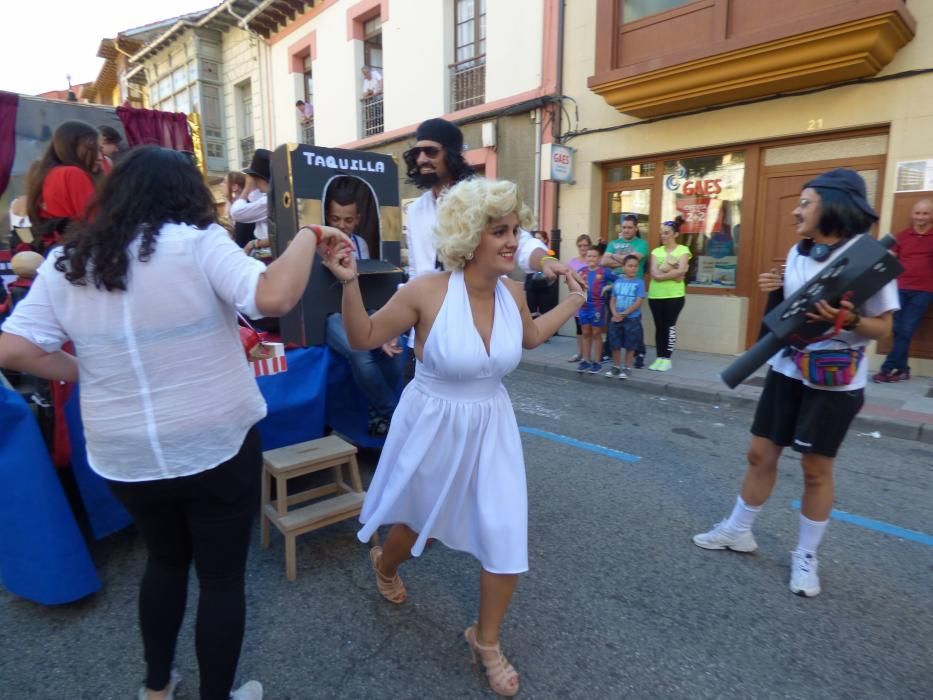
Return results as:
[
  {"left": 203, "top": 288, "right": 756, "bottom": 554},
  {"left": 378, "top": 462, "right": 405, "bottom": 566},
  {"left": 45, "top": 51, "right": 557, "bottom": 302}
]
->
[{"left": 693, "top": 169, "right": 899, "bottom": 598}]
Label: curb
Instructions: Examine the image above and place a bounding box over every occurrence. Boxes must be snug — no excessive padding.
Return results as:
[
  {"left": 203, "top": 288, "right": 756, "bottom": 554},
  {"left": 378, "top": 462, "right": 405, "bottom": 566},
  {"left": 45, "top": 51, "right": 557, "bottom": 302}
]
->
[{"left": 518, "top": 358, "right": 932, "bottom": 444}]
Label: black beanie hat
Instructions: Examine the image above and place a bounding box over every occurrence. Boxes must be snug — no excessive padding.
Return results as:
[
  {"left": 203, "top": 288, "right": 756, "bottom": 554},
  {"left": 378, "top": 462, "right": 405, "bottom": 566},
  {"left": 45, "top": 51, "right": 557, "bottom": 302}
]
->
[
  {"left": 804, "top": 168, "right": 878, "bottom": 221},
  {"left": 415, "top": 118, "right": 463, "bottom": 152}
]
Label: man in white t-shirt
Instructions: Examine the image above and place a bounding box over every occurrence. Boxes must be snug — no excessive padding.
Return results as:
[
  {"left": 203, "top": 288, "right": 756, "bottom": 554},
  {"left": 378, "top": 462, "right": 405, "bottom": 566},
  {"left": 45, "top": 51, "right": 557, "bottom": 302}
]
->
[
  {"left": 693, "top": 168, "right": 898, "bottom": 599},
  {"left": 361, "top": 66, "right": 383, "bottom": 98}
]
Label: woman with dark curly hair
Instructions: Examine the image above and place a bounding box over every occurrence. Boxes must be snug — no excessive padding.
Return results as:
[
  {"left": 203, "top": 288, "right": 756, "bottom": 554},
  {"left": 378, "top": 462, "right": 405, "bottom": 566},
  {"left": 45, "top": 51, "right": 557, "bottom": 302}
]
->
[
  {"left": 0, "top": 146, "right": 349, "bottom": 700},
  {"left": 25, "top": 120, "right": 102, "bottom": 254}
]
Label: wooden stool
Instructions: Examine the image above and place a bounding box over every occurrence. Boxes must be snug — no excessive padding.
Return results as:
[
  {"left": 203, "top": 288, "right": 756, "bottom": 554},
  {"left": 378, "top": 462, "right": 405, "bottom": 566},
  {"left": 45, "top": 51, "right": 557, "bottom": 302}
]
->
[{"left": 260, "top": 435, "right": 366, "bottom": 581}]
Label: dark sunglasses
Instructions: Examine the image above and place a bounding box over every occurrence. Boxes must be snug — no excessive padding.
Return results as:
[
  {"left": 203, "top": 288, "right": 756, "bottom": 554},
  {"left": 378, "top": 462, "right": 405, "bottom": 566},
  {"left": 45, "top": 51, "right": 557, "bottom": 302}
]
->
[{"left": 405, "top": 145, "right": 441, "bottom": 159}]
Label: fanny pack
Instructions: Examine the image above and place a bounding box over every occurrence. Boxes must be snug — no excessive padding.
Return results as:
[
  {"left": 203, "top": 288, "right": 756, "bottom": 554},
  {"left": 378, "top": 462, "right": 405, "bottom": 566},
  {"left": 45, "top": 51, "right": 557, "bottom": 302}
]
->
[{"left": 791, "top": 342, "right": 864, "bottom": 387}]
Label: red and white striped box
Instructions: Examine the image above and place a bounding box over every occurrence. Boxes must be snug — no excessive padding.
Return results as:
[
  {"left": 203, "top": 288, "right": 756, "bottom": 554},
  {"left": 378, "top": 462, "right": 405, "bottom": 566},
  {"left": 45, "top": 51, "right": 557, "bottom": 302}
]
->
[{"left": 252, "top": 342, "right": 288, "bottom": 377}]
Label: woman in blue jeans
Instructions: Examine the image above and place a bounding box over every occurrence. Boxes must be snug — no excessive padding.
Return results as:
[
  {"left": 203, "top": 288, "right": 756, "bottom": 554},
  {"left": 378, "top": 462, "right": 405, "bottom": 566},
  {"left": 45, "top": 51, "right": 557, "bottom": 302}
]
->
[{"left": 0, "top": 147, "right": 349, "bottom": 700}]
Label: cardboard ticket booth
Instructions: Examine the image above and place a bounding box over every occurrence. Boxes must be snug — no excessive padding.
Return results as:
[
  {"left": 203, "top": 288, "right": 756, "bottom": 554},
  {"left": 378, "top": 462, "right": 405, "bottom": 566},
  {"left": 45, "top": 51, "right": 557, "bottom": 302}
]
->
[{"left": 270, "top": 144, "right": 404, "bottom": 346}]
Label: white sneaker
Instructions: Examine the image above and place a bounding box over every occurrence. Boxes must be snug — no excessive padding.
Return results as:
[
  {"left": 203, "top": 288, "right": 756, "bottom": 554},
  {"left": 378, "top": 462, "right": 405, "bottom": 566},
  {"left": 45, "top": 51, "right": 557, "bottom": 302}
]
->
[
  {"left": 567, "top": 353, "right": 582, "bottom": 362},
  {"left": 692, "top": 521, "right": 758, "bottom": 552},
  {"left": 789, "top": 550, "right": 821, "bottom": 597},
  {"left": 230, "top": 680, "right": 263, "bottom": 700}
]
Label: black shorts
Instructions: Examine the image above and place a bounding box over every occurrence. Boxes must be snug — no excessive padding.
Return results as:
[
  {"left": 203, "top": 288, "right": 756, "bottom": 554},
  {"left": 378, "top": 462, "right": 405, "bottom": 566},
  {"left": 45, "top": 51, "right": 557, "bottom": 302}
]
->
[{"left": 750, "top": 369, "right": 864, "bottom": 458}]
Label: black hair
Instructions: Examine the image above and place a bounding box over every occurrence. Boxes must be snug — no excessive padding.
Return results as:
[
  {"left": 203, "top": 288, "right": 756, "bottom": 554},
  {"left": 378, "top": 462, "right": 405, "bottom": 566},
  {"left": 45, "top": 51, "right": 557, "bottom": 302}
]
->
[
  {"left": 622, "top": 254, "right": 640, "bottom": 265},
  {"left": 621, "top": 213, "right": 642, "bottom": 238},
  {"left": 98, "top": 125, "right": 122, "bottom": 145},
  {"left": 663, "top": 215, "right": 685, "bottom": 234},
  {"left": 295, "top": 100, "right": 305, "bottom": 107},
  {"left": 403, "top": 144, "right": 475, "bottom": 189},
  {"left": 55, "top": 146, "right": 216, "bottom": 291},
  {"left": 812, "top": 187, "right": 876, "bottom": 238},
  {"left": 328, "top": 185, "right": 358, "bottom": 209}
]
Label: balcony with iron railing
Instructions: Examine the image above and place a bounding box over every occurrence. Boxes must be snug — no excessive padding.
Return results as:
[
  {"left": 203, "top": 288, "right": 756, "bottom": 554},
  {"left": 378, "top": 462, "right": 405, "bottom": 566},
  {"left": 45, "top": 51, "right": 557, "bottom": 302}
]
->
[
  {"left": 589, "top": 0, "right": 915, "bottom": 117},
  {"left": 239, "top": 135, "right": 255, "bottom": 168},
  {"left": 300, "top": 119, "right": 315, "bottom": 146},
  {"left": 449, "top": 55, "right": 485, "bottom": 112},
  {"left": 361, "top": 94, "right": 384, "bottom": 137}
]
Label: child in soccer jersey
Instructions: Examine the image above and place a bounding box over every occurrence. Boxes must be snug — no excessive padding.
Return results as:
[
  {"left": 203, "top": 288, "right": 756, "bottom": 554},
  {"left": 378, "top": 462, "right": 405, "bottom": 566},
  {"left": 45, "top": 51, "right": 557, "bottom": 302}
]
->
[
  {"left": 605, "top": 255, "right": 645, "bottom": 379},
  {"left": 576, "top": 248, "right": 616, "bottom": 374}
]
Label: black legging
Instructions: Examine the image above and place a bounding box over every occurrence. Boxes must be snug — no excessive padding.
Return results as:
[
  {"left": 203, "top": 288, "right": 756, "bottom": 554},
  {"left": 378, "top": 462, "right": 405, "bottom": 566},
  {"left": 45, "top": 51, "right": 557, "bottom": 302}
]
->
[
  {"left": 108, "top": 427, "right": 262, "bottom": 700},
  {"left": 649, "top": 296, "right": 686, "bottom": 358}
]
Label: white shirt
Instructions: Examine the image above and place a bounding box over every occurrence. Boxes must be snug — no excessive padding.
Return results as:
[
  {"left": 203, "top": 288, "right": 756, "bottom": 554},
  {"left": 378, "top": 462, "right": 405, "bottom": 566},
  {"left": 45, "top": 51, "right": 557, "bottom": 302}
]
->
[
  {"left": 362, "top": 69, "right": 383, "bottom": 95},
  {"left": 405, "top": 189, "right": 546, "bottom": 280},
  {"left": 2, "top": 223, "right": 269, "bottom": 481},
  {"left": 768, "top": 237, "right": 899, "bottom": 391},
  {"left": 352, "top": 234, "right": 370, "bottom": 260},
  {"left": 230, "top": 189, "right": 268, "bottom": 241}
]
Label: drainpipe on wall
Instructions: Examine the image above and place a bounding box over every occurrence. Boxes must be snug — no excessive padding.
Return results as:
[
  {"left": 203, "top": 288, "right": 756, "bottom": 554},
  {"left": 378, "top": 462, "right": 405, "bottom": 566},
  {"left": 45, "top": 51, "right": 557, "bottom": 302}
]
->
[
  {"left": 533, "top": 108, "right": 542, "bottom": 222},
  {"left": 550, "top": 0, "right": 565, "bottom": 249}
]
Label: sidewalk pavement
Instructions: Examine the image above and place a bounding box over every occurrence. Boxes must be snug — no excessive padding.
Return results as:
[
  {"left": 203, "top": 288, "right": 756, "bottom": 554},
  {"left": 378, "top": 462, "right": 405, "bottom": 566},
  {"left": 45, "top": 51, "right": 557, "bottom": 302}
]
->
[{"left": 520, "top": 334, "right": 933, "bottom": 445}]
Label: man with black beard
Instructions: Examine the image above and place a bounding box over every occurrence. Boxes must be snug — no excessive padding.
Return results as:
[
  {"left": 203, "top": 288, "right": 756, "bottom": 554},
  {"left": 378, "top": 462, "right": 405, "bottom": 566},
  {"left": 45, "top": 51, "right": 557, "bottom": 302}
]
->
[{"left": 404, "top": 118, "right": 581, "bottom": 286}]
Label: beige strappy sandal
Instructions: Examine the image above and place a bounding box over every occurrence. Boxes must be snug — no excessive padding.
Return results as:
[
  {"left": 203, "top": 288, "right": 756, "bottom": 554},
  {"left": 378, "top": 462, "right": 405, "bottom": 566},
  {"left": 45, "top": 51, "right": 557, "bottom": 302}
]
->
[
  {"left": 369, "top": 546, "right": 407, "bottom": 604},
  {"left": 464, "top": 624, "right": 520, "bottom": 697}
]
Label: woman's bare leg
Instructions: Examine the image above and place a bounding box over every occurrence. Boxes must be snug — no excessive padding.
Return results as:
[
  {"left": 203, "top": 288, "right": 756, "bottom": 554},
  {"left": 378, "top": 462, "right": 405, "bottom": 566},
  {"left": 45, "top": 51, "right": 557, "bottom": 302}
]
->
[{"left": 378, "top": 523, "right": 418, "bottom": 577}]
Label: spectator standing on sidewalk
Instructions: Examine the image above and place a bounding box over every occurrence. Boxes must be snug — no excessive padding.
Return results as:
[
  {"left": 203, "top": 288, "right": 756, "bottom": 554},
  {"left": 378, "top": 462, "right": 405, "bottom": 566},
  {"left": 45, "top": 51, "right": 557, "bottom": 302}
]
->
[
  {"left": 576, "top": 248, "right": 616, "bottom": 375},
  {"left": 602, "top": 214, "right": 649, "bottom": 368},
  {"left": 647, "top": 216, "right": 690, "bottom": 371},
  {"left": 605, "top": 254, "right": 645, "bottom": 379},
  {"left": 566, "top": 234, "right": 593, "bottom": 363},
  {"left": 873, "top": 198, "right": 933, "bottom": 383},
  {"left": 693, "top": 168, "right": 897, "bottom": 598}
]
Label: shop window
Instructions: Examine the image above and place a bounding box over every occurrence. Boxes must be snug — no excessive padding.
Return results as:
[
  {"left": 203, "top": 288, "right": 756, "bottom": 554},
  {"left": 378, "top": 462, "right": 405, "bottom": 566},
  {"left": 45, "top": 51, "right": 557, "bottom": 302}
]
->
[
  {"left": 620, "top": 0, "right": 695, "bottom": 23},
  {"left": 605, "top": 189, "right": 651, "bottom": 243},
  {"left": 660, "top": 152, "right": 744, "bottom": 288},
  {"left": 606, "top": 162, "right": 655, "bottom": 183}
]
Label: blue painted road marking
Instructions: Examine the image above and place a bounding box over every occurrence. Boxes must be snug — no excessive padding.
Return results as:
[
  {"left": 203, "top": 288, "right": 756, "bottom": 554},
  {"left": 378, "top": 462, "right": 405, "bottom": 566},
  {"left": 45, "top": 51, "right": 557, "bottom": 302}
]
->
[
  {"left": 791, "top": 500, "right": 933, "bottom": 546},
  {"left": 519, "top": 426, "right": 641, "bottom": 463}
]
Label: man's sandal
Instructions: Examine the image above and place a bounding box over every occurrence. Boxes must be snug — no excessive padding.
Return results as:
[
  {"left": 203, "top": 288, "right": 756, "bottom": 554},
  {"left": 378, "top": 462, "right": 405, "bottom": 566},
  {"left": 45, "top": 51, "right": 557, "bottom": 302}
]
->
[
  {"left": 464, "top": 624, "right": 520, "bottom": 697},
  {"left": 369, "top": 546, "right": 407, "bottom": 604}
]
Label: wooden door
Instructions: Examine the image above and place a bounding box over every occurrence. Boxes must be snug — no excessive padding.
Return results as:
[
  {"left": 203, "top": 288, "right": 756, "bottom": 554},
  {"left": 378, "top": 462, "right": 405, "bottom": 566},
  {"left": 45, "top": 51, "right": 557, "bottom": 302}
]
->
[{"left": 746, "top": 160, "right": 884, "bottom": 347}]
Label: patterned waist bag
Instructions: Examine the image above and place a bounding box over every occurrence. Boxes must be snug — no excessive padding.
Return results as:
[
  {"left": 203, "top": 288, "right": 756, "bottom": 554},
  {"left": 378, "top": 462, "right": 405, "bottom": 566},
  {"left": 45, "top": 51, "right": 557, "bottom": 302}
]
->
[{"left": 791, "top": 342, "right": 864, "bottom": 387}]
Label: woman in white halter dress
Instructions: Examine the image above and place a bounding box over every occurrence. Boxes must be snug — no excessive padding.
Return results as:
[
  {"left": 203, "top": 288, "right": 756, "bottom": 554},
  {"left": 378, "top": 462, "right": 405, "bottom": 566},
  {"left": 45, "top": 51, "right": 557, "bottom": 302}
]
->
[{"left": 322, "top": 179, "right": 585, "bottom": 697}]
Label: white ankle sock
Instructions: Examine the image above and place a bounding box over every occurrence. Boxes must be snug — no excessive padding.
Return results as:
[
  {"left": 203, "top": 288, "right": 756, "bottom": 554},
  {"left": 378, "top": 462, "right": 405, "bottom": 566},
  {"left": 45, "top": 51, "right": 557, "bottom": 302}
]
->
[
  {"left": 796, "top": 514, "right": 829, "bottom": 555},
  {"left": 725, "top": 495, "right": 761, "bottom": 533}
]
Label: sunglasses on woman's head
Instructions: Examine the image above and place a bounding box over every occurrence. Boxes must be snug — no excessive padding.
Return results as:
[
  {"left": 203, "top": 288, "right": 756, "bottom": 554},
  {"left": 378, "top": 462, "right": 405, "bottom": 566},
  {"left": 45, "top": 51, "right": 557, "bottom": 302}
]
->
[{"left": 406, "top": 145, "right": 441, "bottom": 159}]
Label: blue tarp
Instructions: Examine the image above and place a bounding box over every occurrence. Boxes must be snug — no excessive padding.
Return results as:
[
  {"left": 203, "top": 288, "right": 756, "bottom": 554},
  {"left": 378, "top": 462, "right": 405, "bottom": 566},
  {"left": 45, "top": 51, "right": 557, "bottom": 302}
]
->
[
  {"left": 0, "top": 344, "right": 388, "bottom": 605},
  {"left": 0, "top": 385, "right": 100, "bottom": 605}
]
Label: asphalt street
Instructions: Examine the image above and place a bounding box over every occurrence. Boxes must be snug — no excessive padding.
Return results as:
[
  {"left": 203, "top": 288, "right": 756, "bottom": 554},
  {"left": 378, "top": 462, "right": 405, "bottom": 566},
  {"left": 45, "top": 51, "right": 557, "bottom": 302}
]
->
[{"left": 1, "top": 367, "right": 931, "bottom": 699}]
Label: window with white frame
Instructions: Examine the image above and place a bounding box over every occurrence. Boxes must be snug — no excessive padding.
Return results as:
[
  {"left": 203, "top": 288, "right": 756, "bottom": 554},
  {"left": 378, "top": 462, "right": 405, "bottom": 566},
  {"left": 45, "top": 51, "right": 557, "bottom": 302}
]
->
[{"left": 451, "top": 0, "right": 486, "bottom": 110}]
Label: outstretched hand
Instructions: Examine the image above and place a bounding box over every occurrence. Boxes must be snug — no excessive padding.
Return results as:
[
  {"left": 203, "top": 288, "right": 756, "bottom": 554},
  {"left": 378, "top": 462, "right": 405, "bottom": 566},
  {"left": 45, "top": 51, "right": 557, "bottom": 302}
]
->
[{"left": 319, "top": 232, "right": 358, "bottom": 282}]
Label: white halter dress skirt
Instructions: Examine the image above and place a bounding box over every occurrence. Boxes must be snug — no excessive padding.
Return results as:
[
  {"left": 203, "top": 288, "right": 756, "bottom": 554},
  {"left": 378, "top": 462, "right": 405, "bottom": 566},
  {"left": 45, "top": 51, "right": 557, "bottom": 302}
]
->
[{"left": 357, "top": 270, "right": 528, "bottom": 574}]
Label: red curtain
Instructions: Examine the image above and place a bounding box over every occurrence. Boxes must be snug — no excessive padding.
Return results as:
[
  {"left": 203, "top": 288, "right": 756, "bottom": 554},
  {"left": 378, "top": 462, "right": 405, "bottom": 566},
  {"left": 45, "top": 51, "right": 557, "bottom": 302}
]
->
[
  {"left": 0, "top": 91, "right": 19, "bottom": 198},
  {"left": 115, "top": 106, "right": 193, "bottom": 152}
]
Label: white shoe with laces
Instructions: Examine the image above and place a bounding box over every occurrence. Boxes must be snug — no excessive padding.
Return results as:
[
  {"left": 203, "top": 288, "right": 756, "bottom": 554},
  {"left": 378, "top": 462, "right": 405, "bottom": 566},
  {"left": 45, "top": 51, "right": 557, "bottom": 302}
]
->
[
  {"left": 692, "top": 521, "right": 758, "bottom": 552},
  {"left": 789, "top": 550, "right": 821, "bottom": 597},
  {"left": 230, "top": 680, "right": 263, "bottom": 700}
]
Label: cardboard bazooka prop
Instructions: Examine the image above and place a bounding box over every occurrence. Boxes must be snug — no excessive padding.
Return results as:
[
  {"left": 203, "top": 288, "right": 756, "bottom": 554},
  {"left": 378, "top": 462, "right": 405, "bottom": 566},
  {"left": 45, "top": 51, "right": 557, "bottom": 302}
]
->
[
  {"left": 269, "top": 144, "right": 404, "bottom": 346},
  {"left": 720, "top": 234, "right": 903, "bottom": 388}
]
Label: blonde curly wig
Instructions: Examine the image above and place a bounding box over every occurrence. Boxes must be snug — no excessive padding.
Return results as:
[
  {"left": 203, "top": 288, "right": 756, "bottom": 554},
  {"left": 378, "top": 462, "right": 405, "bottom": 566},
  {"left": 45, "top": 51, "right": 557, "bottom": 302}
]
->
[{"left": 434, "top": 178, "right": 535, "bottom": 270}]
